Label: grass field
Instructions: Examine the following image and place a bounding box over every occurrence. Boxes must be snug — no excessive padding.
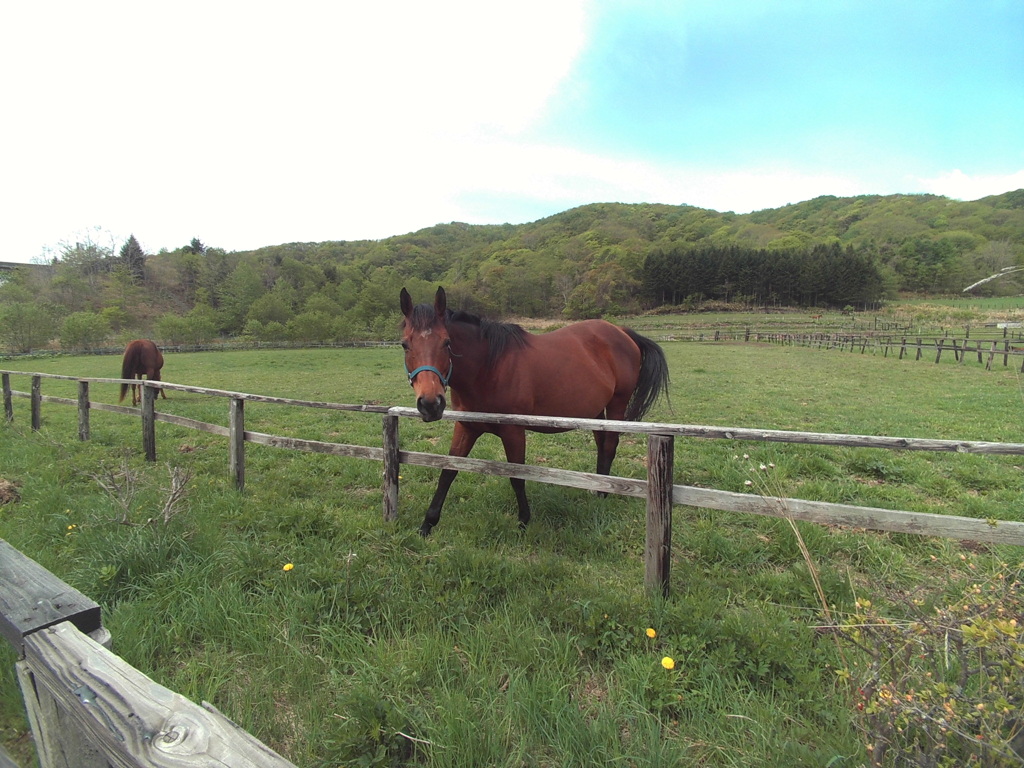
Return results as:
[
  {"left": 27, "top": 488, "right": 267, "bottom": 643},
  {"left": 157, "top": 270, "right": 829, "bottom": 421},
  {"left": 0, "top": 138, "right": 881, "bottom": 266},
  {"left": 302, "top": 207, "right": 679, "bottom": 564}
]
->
[{"left": 1, "top": 338, "right": 1023, "bottom": 767}]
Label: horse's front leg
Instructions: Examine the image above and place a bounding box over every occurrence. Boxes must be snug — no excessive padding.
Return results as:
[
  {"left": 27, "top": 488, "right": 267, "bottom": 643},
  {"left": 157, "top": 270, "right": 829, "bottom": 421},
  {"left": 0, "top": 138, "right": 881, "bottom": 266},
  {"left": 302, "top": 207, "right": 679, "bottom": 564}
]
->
[
  {"left": 497, "top": 426, "right": 530, "bottom": 529},
  {"left": 421, "top": 422, "right": 480, "bottom": 536}
]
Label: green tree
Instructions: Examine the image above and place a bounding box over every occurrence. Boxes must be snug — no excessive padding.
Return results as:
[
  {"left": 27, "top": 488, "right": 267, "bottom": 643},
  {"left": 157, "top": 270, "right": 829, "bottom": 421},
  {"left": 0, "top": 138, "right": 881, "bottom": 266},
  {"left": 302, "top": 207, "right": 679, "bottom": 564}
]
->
[
  {"left": 246, "top": 293, "right": 292, "bottom": 326},
  {"left": 183, "top": 238, "right": 206, "bottom": 255},
  {"left": 119, "top": 235, "right": 146, "bottom": 283},
  {"left": 154, "top": 313, "right": 189, "bottom": 344},
  {"left": 0, "top": 302, "right": 56, "bottom": 353},
  {"left": 220, "top": 261, "right": 267, "bottom": 333},
  {"left": 287, "top": 311, "right": 334, "bottom": 342},
  {"left": 60, "top": 311, "right": 111, "bottom": 351},
  {"left": 183, "top": 305, "right": 219, "bottom": 345}
]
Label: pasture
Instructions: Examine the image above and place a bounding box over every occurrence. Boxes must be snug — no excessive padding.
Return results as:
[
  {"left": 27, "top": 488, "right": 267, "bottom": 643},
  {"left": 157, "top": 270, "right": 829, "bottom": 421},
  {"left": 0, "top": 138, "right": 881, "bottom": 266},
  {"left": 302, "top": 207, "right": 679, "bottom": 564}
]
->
[{"left": 1, "top": 340, "right": 1023, "bottom": 767}]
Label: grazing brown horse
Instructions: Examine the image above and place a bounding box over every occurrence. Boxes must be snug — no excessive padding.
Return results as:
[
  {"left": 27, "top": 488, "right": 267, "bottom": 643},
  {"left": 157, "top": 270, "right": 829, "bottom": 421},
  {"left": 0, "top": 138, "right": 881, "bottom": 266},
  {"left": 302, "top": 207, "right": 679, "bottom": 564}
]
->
[
  {"left": 400, "top": 286, "right": 670, "bottom": 536},
  {"left": 119, "top": 339, "right": 167, "bottom": 406}
]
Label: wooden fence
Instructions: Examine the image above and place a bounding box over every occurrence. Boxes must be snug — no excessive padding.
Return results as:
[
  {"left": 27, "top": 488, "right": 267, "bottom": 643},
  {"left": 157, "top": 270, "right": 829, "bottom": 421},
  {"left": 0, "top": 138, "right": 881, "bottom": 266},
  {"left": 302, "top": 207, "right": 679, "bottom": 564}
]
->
[
  {"left": 4, "top": 367, "right": 1024, "bottom": 765},
  {"left": 685, "top": 329, "right": 1024, "bottom": 370},
  {"left": 0, "top": 539, "right": 298, "bottom": 768},
  {"left": 4, "top": 369, "right": 1024, "bottom": 595}
]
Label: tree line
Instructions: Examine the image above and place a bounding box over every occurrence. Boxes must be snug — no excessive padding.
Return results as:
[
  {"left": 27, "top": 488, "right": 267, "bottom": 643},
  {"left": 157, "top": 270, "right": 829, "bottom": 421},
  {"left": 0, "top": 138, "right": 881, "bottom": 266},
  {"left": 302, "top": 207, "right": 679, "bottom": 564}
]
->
[
  {"left": 1, "top": 192, "right": 1022, "bottom": 353},
  {"left": 641, "top": 243, "right": 885, "bottom": 309}
]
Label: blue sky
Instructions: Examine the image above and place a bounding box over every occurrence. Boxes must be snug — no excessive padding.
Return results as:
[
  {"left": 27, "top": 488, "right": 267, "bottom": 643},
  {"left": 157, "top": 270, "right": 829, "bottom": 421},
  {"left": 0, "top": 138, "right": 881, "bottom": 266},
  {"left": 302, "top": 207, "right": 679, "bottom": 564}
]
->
[{"left": 2, "top": 0, "right": 1022, "bottom": 263}]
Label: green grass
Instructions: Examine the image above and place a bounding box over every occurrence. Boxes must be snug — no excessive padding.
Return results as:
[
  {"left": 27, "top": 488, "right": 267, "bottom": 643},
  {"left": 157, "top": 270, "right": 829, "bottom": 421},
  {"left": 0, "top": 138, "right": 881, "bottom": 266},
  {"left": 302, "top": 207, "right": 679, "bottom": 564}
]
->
[{"left": 2, "top": 342, "right": 1023, "bottom": 766}]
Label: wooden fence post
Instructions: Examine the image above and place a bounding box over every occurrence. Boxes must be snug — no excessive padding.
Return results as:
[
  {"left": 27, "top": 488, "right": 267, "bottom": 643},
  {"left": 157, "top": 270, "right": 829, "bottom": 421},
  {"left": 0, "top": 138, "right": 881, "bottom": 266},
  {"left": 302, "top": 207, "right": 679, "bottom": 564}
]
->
[
  {"left": 141, "top": 385, "right": 156, "bottom": 462},
  {"left": 77, "top": 381, "right": 90, "bottom": 442},
  {"left": 645, "top": 434, "right": 674, "bottom": 597},
  {"left": 229, "top": 397, "right": 245, "bottom": 492},
  {"left": 382, "top": 411, "right": 399, "bottom": 522},
  {"left": 31, "top": 376, "right": 41, "bottom": 431},
  {"left": 2, "top": 373, "right": 11, "bottom": 423}
]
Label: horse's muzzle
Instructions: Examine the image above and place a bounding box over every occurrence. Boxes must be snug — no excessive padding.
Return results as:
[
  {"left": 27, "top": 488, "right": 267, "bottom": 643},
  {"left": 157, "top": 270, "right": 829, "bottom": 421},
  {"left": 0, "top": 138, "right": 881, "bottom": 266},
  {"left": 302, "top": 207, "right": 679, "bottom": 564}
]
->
[{"left": 417, "top": 394, "right": 446, "bottom": 422}]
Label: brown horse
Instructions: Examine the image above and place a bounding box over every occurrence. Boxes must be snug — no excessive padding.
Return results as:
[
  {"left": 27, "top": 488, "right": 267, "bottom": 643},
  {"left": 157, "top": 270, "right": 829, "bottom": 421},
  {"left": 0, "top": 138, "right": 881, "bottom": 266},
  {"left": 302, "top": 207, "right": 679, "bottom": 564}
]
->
[
  {"left": 119, "top": 339, "right": 167, "bottom": 406},
  {"left": 400, "top": 286, "right": 670, "bottom": 536}
]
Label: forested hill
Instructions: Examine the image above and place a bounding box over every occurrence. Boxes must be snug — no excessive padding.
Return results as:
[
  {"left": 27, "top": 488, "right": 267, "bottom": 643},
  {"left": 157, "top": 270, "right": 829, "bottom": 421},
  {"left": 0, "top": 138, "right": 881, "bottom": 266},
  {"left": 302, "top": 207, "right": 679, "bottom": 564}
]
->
[
  {"left": 232, "top": 189, "right": 1024, "bottom": 313},
  {"left": 2, "top": 190, "right": 1023, "bottom": 351}
]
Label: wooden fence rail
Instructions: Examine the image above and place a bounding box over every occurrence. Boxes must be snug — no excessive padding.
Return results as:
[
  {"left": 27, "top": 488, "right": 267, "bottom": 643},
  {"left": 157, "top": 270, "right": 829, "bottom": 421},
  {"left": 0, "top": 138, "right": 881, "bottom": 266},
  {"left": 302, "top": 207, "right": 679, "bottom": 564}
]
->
[
  {"left": 0, "top": 539, "right": 298, "bottom": 768},
  {"left": 4, "top": 369, "right": 1024, "bottom": 591}
]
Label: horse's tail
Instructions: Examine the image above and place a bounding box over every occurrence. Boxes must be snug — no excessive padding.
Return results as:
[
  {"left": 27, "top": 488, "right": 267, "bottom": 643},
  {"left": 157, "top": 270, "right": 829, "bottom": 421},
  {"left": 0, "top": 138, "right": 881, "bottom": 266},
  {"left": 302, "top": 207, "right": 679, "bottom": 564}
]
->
[
  {"left": 623, "top": 328, "right": 671, "bottom": 421},
  {"left": 119, "top": 344, "right": 137, "bottom": 402}
]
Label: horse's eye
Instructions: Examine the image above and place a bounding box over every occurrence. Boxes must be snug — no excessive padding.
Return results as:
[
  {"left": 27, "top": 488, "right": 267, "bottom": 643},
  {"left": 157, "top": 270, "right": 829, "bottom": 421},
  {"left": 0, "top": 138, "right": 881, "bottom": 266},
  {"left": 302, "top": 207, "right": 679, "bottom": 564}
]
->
[
  {"left": 443, "top": 339, "right": 452, "bottom": 350},
  {"left": 401, "top": 341, "right": 409, "bottom": 351}
]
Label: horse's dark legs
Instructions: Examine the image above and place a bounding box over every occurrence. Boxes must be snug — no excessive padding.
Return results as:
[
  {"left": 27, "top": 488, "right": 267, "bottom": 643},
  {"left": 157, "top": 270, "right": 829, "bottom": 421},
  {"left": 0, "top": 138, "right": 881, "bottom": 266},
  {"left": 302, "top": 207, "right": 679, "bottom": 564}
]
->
[
  {"left": 593, "top": 430, "right": 621, "bottom": 475},
  {"left": 149, "top": 370, "right": 167, "bottom": 399},
  {"left": 498, "top": 427, "right": 531, "bottom": 529},
  {"left": 420, "top": 423, "right": 481, "bottom": 536},
  {"left": 421, "top": 468, "right": 459, "bottom": 536},
  {"left": 592, "top": 429, "right": 621, "bottom": 498}
]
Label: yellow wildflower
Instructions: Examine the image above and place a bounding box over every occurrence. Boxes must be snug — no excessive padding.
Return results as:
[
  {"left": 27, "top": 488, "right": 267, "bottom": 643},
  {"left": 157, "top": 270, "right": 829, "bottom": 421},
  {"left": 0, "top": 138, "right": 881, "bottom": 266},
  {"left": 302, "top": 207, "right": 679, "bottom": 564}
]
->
[
  {"left": 646, "top": 628, "right": 657, "bottom": 639},
  {"left": 282, "top": 563, "right": 294, "bottom": 572},
  {"left": 661, "top": 656, "right": 675, "bottom": 670}
]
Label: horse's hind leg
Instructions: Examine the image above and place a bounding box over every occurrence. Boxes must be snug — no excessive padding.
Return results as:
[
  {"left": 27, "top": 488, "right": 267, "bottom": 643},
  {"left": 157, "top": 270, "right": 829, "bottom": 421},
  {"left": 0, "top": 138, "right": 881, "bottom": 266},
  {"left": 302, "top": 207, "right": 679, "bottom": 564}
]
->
[
  {"left": 149, "top": 369, "right": 167, "bottom": 399},
  {"left": 592, "top": 430, "right": 621, "bottom": 498},
  {"left": 593, "top": 430, "right": 621, "bottom": 475}
]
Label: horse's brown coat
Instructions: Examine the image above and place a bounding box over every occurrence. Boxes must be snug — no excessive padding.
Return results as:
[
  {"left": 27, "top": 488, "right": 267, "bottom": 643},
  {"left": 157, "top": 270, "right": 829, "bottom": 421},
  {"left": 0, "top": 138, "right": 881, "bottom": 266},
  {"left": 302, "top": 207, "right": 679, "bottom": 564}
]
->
[
  {"left": 119, "top": 339, "right": 166, "bottom": 406},
  {"left": 400, "top": 286, "right": 670, "bottom": 535}
]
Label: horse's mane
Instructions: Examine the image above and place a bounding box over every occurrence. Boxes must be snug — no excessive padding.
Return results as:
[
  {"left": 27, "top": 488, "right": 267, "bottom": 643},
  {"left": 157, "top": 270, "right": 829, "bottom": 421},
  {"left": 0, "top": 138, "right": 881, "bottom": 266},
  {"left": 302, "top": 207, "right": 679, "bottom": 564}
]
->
[
  {"left": 448, "top": 309, "right": 530, "bottom": 367},
  {"left": 404, "top": 303, "right": 530, "bottom": 367}
]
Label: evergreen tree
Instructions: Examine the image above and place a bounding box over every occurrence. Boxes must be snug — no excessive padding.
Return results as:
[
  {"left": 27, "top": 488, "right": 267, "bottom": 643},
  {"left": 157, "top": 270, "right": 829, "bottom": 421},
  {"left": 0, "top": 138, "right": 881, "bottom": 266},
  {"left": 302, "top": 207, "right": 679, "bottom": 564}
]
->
[{"left": 119, "top": 235, "right": 146, "bottom": 284}]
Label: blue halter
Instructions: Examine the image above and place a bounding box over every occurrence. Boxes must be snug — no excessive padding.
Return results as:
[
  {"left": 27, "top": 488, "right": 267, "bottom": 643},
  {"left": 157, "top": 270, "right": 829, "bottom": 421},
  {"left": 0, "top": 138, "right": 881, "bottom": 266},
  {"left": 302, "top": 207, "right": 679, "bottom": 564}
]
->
[{"left": 405, "top": 359, "right": 453, "bottom": 388}]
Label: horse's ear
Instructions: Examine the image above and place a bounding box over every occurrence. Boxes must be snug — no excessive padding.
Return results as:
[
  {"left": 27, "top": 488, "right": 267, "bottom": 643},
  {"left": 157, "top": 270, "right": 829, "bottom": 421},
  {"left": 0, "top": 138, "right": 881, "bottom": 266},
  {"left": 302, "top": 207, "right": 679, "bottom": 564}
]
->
[
  {"left": 400, "top": 287, "right": 413, "bottom": 317},
  {"left": 434, "top": 286, "right": 447, "bottom": 317}
]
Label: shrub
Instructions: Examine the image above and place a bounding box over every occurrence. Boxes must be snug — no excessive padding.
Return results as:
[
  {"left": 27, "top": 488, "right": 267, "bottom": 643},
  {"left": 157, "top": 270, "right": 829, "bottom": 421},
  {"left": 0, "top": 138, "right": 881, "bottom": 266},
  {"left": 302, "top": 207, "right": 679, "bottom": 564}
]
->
[{"left": 838, "top": 571, "right": 1024, "bottom": 766}]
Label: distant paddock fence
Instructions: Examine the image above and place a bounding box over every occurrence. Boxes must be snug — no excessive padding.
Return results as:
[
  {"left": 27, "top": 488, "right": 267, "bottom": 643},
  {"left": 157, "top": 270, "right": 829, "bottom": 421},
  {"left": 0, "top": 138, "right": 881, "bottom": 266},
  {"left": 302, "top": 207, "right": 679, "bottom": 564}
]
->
[
  {"left": 657, "top": 328, "right": 1024, "bottom": 371},
  {"left": 4, "top": 368, "right": 1024, "bottom": 600}
]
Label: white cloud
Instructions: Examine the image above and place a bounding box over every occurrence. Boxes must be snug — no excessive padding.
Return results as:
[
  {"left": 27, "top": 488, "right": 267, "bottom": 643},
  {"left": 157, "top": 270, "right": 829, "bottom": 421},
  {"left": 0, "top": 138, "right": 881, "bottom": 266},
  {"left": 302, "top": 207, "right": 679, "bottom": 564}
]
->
[{"left": 917, "top": 169, "right": 1024, "bottom": 202}]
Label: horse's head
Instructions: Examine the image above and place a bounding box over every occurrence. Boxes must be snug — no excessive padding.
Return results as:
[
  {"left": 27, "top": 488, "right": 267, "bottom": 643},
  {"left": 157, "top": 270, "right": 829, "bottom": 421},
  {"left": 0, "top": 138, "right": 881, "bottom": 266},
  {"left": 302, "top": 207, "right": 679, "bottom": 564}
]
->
[{"left": 400, "top": 286, "right": 452, "bottom": 422}]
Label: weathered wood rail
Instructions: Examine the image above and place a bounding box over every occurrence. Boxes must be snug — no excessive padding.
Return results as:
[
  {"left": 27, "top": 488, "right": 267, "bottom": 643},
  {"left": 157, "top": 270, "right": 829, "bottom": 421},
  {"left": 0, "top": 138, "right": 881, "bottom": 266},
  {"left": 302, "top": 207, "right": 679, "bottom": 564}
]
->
[
  {"left": 0, "top": 539, "right": 297, "bottom": 768},
  {"left": 4, "top": 369, "right": 1024, "bottom": 599}
]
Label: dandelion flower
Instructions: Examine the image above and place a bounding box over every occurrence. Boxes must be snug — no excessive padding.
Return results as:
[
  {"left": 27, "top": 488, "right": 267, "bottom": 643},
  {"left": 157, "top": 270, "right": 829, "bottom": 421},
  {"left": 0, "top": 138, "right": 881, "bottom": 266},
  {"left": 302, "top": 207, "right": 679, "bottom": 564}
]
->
[
  {"left": 646, "top": 628, "right": 657, "bottom": 639},
  {"left": 282, "top": 563, "right": 294, "bottom": 572},
  {"left": 67, "top": 524, "right": 77, "bottom": 531},
  {"left": 661, "top": 656, "right": 675, "bottom": 670}
]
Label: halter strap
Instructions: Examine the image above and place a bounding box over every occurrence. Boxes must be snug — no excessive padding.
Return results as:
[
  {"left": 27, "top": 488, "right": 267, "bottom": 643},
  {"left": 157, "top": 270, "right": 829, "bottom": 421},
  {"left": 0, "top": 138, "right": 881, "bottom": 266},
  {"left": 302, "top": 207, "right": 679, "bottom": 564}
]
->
[{"left": 405, "top": 360, "right": 453, "bottom": 388}]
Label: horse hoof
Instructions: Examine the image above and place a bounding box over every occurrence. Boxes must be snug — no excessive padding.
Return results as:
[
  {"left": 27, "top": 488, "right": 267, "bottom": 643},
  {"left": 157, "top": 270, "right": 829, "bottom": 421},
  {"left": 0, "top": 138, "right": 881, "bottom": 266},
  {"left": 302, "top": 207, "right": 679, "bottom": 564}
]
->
[{"left": 418, "top": 524, "right": 433, "bottom": 537}]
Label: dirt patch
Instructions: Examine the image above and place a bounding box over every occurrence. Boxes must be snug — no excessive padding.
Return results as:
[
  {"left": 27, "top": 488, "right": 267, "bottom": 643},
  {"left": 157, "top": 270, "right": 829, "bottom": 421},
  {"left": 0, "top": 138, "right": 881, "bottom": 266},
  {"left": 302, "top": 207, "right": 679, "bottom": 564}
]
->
[{"left": 0, "top": 478, "right": 21, "bottom": 505}]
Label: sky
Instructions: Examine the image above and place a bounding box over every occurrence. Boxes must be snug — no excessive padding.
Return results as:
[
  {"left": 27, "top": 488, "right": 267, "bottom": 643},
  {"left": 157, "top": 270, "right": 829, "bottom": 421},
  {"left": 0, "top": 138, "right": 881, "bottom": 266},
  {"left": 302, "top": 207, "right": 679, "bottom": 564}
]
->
[{"left": 2, "top": 0, "right": 1022, "bottom": 264}]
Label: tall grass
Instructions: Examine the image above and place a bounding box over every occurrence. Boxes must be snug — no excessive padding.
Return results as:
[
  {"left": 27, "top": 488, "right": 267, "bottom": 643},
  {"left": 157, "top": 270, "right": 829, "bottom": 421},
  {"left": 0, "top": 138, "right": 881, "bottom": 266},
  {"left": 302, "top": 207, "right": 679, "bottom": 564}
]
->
[{"left": 1, "top": 341, "right": 1022, "bottom": 766}]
